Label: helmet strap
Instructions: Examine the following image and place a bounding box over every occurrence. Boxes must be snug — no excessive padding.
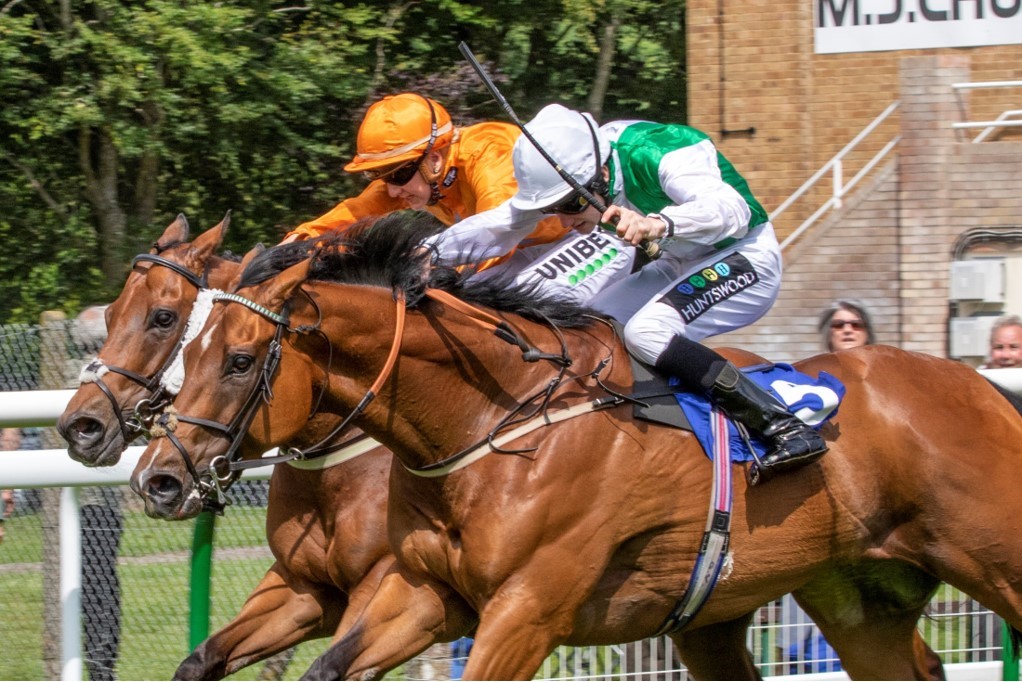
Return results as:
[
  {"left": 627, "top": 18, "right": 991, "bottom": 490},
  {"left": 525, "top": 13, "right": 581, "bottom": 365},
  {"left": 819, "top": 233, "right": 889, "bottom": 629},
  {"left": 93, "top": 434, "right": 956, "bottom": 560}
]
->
[{"left": 419, "top": 148, "right": 448, "bottom": 206}]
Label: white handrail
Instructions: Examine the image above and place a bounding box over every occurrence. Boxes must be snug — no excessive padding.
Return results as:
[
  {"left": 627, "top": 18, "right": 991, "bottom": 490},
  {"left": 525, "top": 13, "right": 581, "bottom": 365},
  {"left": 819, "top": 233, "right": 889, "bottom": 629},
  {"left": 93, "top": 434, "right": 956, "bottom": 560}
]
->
[
  {"left": 0, "top": 392, "right": 271, "bottom": 681},
  {"left": 952, "top": 80, "right": 1022, "bottom": 90},
  {"left": 951, "top": 81, "right": 1022, "bottom": 142},
  {"left": 774, "top": 101, "right": 901, "bottom": 251}
]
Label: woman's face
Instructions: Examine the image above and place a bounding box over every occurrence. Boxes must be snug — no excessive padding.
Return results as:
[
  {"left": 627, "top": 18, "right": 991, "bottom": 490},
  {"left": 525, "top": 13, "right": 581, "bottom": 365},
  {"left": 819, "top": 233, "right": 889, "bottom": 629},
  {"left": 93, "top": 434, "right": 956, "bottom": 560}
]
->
[{"left": 828, "top": 309, "right": 869, "bottom": 351}]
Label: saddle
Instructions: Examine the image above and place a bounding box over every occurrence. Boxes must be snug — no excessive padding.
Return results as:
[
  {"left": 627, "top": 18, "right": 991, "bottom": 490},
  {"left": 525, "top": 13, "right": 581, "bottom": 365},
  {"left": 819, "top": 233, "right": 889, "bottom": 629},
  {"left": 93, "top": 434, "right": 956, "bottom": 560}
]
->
[{"left": 628, "top": 354, "right": 845, "bottom": 464}]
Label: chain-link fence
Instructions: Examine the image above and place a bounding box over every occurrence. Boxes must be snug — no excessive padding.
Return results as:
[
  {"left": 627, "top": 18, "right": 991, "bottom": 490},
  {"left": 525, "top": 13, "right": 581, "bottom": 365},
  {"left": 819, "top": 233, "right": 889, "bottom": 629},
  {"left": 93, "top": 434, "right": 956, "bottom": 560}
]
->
[{"left": 0, "top": 316, "right": 1009, "bottom": 680}]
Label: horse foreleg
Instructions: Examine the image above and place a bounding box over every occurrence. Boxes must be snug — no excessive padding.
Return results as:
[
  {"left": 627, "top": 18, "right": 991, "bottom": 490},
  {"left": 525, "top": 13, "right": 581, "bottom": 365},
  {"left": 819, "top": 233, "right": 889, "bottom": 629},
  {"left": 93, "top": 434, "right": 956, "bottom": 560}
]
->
[
  {"left": 458, "top": 608, "right": 568, "bottom": 681},
  {"left": 670, "top": 614, "right": 761, "bottom": 680},
  {"left": 174, "top": 563, "right": 340, "bottom": 680},
  {"left": 299, "top": 565, "right": 475, "bottom": 681}
]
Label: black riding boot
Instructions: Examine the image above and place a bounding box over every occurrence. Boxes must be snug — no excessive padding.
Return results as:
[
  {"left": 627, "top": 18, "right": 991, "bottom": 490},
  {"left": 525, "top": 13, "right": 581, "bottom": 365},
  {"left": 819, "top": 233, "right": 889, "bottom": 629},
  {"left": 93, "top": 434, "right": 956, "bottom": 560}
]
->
[{"left": 654, "top": 335, "right": 827, "bottom": 485}]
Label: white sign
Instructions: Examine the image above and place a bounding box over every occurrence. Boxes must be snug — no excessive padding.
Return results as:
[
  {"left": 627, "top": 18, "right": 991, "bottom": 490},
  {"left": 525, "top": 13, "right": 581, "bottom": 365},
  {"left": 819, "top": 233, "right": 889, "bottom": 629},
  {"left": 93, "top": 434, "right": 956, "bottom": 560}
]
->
[{"left": 815, "top": 0, "right": 1022, "bottom": 54}]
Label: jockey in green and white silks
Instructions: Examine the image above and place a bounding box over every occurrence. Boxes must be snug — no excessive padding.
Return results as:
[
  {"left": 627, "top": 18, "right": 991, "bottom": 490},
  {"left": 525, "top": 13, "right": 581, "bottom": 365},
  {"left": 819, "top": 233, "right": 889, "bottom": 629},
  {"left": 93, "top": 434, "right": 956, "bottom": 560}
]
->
[{"left": 426, "top": 103, "right": 826, "bottom": 484}]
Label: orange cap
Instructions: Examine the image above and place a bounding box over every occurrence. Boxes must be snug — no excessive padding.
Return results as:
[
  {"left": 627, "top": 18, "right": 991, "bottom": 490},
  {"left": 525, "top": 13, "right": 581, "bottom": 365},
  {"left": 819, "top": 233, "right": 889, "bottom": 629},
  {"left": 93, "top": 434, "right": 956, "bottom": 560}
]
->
[{"left": 344, "top": 94, "right": 455, "bottom": 173}]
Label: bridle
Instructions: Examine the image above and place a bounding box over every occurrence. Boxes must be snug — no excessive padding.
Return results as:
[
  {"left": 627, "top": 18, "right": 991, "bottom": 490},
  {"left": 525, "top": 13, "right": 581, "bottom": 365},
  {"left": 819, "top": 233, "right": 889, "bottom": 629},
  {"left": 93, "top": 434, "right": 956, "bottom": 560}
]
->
[
  {"left": 78, "top": 252, "right": 210, "bottom": 444},
  {"left": 148, "top": 287, "right": 407, "bottom": 513}
]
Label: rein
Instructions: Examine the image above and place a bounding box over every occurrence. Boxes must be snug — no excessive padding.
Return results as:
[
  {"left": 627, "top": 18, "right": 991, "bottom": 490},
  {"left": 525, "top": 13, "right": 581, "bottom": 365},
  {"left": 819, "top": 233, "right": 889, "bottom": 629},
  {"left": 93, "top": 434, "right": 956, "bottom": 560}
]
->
[
  {"left": 403, "top": 290, "right": 619, "bottom": 477},
  {"left": 78, "top": 253, "right": 210, "bottom": 442}
]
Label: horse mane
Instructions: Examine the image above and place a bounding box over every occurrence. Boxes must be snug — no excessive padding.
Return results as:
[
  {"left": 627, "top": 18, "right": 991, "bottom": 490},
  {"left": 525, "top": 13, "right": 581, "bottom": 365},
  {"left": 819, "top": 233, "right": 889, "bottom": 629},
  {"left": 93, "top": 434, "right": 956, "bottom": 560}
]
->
[{"left": 240, "top": 211, "right": 598, "bottom": 329}]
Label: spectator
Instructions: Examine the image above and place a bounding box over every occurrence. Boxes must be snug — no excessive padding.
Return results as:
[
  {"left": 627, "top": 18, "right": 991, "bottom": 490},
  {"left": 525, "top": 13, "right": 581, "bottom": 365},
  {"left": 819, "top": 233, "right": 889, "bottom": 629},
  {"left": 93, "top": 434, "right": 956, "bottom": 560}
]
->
[
  {"left": 818, "top": 299, "right": 875, "bottom": 352},
  {"left": 981, "top": 314, "right": 1022, "bottom": 369},
  {"left": 0, "top": 428, "right": 20, "bottom": 544}
]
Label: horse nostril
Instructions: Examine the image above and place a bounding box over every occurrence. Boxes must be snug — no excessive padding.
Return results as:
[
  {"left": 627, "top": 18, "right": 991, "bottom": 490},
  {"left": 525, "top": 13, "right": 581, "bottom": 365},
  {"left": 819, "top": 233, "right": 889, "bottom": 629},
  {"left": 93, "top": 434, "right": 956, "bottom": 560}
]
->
[
  {"left": 145, "top": 474, "right": 183, "bottom": 507},
  {"left": 58, "top": 414, "right": 104, "bottom": 444},
  {"left": 72, "top": 417, "right": 104, "bottom": 438}
]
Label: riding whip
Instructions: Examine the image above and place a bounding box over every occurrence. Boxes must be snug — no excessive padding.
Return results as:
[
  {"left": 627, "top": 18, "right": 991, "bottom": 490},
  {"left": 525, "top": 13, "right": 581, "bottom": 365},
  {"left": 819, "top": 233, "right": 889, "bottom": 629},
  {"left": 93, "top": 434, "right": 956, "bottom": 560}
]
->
[{"left": 458, "top": 41, "right": 661, "bottom": 261}]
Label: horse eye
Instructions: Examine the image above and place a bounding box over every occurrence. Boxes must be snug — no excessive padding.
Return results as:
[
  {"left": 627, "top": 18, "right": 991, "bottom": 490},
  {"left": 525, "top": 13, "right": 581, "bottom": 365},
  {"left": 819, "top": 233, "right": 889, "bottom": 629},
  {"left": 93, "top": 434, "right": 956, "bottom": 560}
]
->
[
  {"left": 151, "top": 309, "right": 177, "bottom": 330},
  {"left": 229, "top": 354, "right": 254, "bottom": 375}
]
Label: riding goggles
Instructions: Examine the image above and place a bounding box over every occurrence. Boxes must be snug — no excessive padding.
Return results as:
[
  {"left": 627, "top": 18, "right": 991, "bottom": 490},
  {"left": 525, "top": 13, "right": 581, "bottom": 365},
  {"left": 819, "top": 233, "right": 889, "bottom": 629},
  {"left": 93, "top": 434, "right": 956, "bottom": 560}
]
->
[
  {"left": 539, "top": 190, "right": 594, "bottom": 215},
  {"left": 363, "top": 158, "right": 423, "bottom": 186}
]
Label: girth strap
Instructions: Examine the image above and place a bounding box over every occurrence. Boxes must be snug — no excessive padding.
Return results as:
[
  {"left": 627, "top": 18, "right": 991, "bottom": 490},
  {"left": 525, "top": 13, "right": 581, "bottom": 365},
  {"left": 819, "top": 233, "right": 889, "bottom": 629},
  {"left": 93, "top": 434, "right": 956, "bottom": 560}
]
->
[{"left": 653, "top": 406, "right": 734, "bottom": 635}]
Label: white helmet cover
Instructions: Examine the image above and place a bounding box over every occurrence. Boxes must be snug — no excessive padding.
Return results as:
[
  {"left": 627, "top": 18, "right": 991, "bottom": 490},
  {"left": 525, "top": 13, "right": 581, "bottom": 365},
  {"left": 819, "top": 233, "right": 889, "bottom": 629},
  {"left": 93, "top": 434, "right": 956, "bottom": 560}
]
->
[{"left": 510, "top": 104, "right": 611, "bottom": 212}]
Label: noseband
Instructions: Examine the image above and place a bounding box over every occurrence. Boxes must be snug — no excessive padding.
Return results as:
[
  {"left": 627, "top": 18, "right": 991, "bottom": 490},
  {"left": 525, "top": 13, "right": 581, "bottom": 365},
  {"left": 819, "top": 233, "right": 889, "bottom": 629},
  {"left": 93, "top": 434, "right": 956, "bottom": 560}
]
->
[{"left": 78, "top": 253, "right": 209, "bottom": 443}]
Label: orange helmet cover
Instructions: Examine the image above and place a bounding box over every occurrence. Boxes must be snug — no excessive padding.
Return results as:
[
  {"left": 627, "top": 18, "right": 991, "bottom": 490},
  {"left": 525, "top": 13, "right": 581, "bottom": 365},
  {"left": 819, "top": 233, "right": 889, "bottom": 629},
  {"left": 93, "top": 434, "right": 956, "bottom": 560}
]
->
[{"left": 344, "top": 94, "right": 455, "bottom": 172}]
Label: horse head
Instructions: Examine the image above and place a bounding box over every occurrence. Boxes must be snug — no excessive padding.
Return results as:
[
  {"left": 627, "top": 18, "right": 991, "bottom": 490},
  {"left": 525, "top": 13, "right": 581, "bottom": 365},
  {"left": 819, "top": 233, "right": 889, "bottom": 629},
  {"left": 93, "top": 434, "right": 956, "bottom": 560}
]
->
[
  {"left": 58, "top": 212, "right": 233, "bottom": 466},
  {"left": 130, "top": 246, "right": 330, "bottom": 520}
]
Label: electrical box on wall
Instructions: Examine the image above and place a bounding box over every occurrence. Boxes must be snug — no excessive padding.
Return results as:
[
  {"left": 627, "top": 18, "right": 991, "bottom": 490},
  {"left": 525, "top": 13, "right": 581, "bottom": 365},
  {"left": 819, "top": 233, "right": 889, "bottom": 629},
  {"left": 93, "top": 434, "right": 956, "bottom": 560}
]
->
[
  {"left": 949, "top": 316, "right": 999, "bottom": 359},
  {"left": 949, "top": 260, "right": 1005, "bottom": 303}
]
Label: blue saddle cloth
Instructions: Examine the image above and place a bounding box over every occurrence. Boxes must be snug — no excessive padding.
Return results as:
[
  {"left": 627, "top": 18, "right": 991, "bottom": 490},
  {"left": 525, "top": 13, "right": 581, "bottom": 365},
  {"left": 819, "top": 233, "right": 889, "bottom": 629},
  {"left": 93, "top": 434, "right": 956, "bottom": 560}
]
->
[{"left": 673, "top": 363, "right": 846, "bottom": 463}]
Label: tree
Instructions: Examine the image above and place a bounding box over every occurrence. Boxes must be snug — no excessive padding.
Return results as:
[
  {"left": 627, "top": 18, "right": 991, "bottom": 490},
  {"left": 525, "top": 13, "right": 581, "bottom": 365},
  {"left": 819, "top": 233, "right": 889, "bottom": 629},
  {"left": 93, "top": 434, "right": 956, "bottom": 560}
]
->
[{"left": 0, "top": 0, "right": 686, "bottom": 323}]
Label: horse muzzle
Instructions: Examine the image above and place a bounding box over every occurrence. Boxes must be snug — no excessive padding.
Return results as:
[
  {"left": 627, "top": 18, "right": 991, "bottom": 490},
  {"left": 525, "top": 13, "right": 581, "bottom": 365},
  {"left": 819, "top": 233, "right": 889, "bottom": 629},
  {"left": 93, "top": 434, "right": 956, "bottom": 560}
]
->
[
  {"left": 132, "top": 468, "right": 203, "bottom": 520},
  {"left": 58, "top": 406, "right": 126, "bottom": 467}
]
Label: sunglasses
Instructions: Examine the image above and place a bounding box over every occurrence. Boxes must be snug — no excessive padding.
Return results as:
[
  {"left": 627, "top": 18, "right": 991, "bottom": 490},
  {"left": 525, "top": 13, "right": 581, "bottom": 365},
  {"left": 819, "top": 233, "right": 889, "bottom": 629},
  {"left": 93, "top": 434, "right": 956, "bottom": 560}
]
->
[
  {"left": 363, "top": 158, "right": 422, "bottom": 186},
  {"left": 830, "top": 320, "right": 866, "bottom": 331},
  {"left": 539, "top": 192, "right": 593, "bottom": 216}
]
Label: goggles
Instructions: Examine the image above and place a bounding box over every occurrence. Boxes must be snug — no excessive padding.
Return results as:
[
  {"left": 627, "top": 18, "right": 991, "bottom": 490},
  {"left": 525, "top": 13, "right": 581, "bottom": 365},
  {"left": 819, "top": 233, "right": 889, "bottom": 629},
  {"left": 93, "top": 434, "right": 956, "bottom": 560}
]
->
[
  {"left": 539, "top": 190, "right": 594, "bottom": 215},
  {"left": 363, "top": 158, "right": 423, "bottom": 186}
]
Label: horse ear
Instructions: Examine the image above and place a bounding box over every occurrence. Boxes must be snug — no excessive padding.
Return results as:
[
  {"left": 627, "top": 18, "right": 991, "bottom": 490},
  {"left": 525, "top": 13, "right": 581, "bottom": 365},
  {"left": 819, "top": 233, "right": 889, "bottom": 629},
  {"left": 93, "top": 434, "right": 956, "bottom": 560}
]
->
[
  {"left": 190, "top": 210, "right": 230, "bottom": 263},
  {"left": 153, "top": 214, "right": 190, "bottom": 253},
  {"left": 258, "top": 259, "right": 312, "bottom": 312}
]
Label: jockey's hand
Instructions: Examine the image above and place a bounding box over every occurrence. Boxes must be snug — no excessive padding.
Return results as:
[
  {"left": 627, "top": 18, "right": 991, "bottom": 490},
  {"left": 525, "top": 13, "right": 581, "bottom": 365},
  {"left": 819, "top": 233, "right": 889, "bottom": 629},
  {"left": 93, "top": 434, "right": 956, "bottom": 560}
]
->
[{"left": 601, "top": 205, "right": 667, "bottom": 246}]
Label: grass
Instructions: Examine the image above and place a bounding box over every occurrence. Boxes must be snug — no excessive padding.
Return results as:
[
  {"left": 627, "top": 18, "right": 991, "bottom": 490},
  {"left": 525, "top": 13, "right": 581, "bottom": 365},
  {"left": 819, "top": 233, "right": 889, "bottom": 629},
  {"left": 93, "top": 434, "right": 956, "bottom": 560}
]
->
[{"left": 0, "top": 507, "right": 332, "bottom": 681}]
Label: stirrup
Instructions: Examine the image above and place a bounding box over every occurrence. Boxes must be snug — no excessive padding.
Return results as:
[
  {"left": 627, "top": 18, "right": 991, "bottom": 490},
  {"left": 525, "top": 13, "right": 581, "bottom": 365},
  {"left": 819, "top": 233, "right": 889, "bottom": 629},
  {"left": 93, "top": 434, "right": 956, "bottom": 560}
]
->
[{"left": 746, "top": 434, "right": 827, "bottom": 487}]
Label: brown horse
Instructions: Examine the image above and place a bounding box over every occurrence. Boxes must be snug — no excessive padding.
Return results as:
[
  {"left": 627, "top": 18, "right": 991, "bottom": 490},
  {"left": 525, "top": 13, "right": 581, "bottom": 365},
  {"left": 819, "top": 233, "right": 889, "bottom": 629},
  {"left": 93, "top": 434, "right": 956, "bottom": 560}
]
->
[
  {"left": 57, "top": 215, "right": 476, "bottom": 679},
  {"left": 129, "top": 212, "right": 997, "bottom": 680},
  {"left": 58, "top": 212, "right": 795, "bottom": 681}
]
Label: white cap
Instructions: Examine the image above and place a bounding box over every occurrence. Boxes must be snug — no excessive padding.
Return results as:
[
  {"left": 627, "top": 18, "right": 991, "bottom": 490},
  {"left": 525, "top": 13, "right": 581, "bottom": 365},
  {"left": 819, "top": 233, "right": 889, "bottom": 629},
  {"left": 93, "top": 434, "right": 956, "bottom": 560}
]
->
[{"left": 510, "top": 104, "right": 610, "bottom": 211}]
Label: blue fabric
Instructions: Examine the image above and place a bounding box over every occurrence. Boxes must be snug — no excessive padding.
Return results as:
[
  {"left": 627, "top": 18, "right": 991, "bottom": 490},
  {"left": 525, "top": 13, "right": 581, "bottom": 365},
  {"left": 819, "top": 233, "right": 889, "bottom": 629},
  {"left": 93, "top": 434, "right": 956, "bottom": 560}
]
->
[
  {"left": 450, "top": 637, "right": 473, "bottom": 679},
  {"left": 788, "top": 632, "right": 843, "bottom": 674},
  {"left": 673, "top": 363, "right": 846, "bottom": 463}
]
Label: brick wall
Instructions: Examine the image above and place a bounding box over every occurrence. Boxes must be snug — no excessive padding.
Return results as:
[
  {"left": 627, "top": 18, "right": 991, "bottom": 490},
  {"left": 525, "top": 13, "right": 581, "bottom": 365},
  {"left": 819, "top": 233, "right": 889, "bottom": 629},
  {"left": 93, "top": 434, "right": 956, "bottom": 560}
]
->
[
  {"left": 685, "top": 0, "right": 1022, "bottom": 239},
  {"left": 707, "top": 56, "right": 1022, "bottom": 362}
]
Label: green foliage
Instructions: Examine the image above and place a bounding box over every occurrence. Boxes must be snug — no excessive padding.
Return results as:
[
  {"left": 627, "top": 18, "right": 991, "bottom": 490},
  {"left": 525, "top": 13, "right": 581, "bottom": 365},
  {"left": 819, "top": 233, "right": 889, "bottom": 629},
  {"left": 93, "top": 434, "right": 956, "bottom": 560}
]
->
[{"left": 0, "top": 0, "right": 686, "bottom": 324}]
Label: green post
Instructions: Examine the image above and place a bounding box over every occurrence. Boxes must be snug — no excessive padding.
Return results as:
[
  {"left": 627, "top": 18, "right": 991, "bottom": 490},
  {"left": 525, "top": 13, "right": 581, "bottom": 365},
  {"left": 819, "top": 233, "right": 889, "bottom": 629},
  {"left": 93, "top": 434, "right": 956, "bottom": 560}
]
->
[
  {"left": 1003, "top": 620, "right": 1019, "bottom": 681},
  {"left": 188, "top": 511, "right": 217, "bottom": 650}
]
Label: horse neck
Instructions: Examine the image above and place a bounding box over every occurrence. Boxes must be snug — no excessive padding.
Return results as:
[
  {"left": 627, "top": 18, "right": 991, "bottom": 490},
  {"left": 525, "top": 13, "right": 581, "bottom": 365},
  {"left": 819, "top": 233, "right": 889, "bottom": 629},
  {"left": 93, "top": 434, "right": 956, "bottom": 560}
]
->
[{"left": 307, "top": 282, "right": 625, "bottom": 471}]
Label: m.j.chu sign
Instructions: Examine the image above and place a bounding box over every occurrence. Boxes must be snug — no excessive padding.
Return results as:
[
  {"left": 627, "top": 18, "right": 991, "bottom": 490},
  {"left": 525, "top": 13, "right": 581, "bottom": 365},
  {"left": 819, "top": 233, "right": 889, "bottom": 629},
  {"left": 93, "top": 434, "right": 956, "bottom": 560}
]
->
[{"left": 815, "top": 0, "right": 1022, "bottom": 53}]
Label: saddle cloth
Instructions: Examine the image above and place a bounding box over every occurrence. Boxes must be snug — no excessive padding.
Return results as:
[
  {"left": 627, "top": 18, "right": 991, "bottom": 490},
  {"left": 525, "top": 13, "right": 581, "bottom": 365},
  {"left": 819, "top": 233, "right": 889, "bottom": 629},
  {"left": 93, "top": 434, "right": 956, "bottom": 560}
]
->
[{"left": 673, "top": 363, "right": 845, "bottom": 463}]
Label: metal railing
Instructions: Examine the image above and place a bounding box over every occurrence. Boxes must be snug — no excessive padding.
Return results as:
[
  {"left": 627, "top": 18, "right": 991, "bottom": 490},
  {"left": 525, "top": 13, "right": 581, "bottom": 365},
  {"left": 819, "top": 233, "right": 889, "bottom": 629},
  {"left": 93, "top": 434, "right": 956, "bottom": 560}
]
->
[
  {"left": 952, "top": 80, "right": 1022, "bottom": 142},
  {"left": 774, "top": 101, "right": 902, "bottom": 251}
]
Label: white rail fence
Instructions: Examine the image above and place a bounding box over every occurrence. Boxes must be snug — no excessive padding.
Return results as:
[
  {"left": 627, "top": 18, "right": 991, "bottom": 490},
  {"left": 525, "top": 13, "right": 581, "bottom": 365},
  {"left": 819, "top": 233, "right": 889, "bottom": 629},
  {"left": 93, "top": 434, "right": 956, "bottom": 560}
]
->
[{"left": 2, "top": 373, "right": 1021, "bottom": 680}]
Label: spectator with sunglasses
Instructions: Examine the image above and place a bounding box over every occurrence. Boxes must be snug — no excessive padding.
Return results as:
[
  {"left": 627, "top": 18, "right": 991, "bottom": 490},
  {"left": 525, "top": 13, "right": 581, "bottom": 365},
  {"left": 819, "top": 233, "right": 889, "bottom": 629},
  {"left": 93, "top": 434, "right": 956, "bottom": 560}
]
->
[
  {"left": 818, "top": 300, "right": 875, "bottom": 351},
  {"left": 283, "top": 93, "right": 567, "bottom": 269},
  {"left": 428, "top": 103, "right": 826, "bottom": 483}
]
